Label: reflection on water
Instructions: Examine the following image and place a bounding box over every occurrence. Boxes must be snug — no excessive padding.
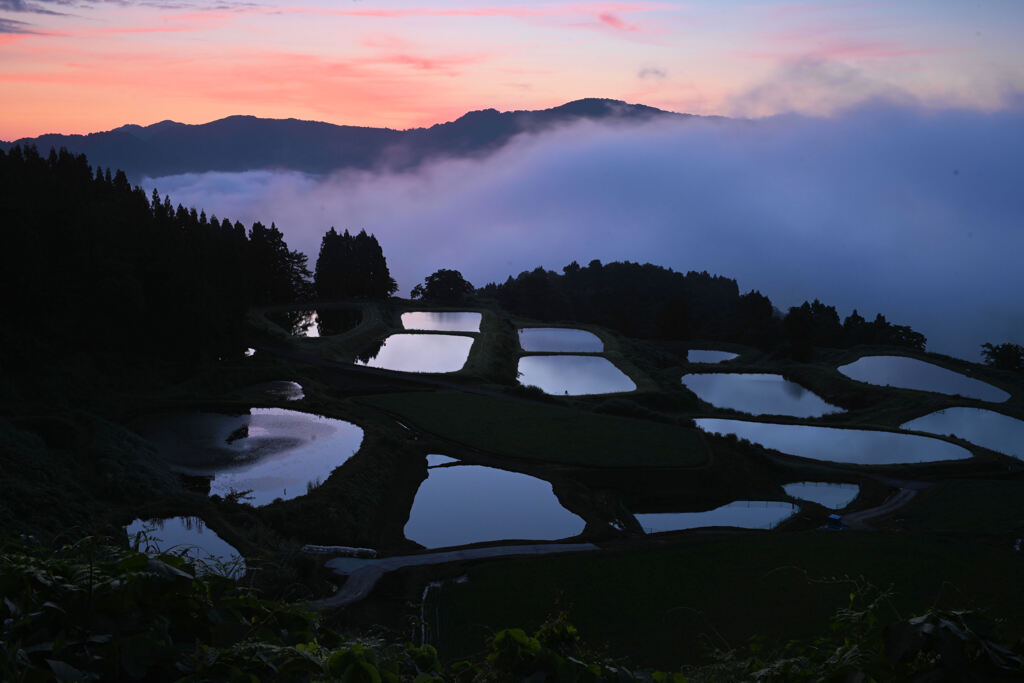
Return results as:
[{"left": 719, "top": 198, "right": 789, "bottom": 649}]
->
[
  {"left": 405, "top": 462, "right": 586, "bottom": 548},
  {"left": 838, "top": 355, "right": 1009, "bottom": 402},
  {"left": 126, "top": 516, "right": 246, "bottom": 578},
  {"left": 317, "top": 308, "right": 362, "bottom": 335},
  {"left": 687, "top": 350, "right": 739, "bottom": 363},
  {"left": 696, "top": 418, "right": 972, "bottom": 464},
  {"left": 267, "top": 310, "right": 319, "bottom": 337},
  {"left": 247, "top": 381, "right": 304, "bottom": 401},
  {"left": 783, "top": 482, "right": 860, "bottom": 510},
  {"left": 518, "top": 327, "right": 604, "bottom": 352},
  {"left": 402, "top": 311, "right": 481, "bottom": 332},
  {"left": 682, "top": 373, "right": 841, "bottom": 417},
  {"left": 517, "top": 355, "right": 635, "bottom": 395},
  {"left": 901, "top": 407, "right": 1024, "bottom": 459},
  {"left": 636, "top": 501, "right": 798, "bottom": 533},
  {"left": 356, "top": 333, "right": 474, "bottom": 373},
  {"left": 267, "top": 308, "right": 362, "bottom": 337},
  {"left": 138, "top": 408, "right": 364, "bottom": 506}
]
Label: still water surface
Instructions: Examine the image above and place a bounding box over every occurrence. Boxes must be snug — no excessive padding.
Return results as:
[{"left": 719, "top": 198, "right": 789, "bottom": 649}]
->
[
  {"left": 517, "top": 355, "right": 636, "bottom": 395},
  {"left": 783, "top": 482, "right": 860, "bottom": 509},
  {"left": 695, "top": 418, "right": 972, "bottom": 464},
  {"left": 687, "top": 350, "right": 739, "bottom": 363},
  {"left": 635, "top": 501, "right": 798, "bottom": 533},
  {"left": 402, "top": 311, "right": 481, "bottom": 333},
  {"left": 126, "top": 516, "right": 246, "bottom": 578},
  {"left": 838, "top": 355, "right": 1009, "bottom": 402},
  {"left": 682, "top": 373, "right": 840, "bottom": 417},
  {"left": 139, "top": 408, "right": 364, "bottom": 506},
  {"left": 404, "top": 462, "right": 586, "bottom": 548},
  {"left": 247, "top": 381, "right": 304, "bottom": 401},
  {"left": 357, "top": 333, "right": 474, "bottom": 373},
  {"left": 901, "top": 408, "right": 1024, "bottom": 459},
  {"left": 518, "top": 328, "right": 604, "bottom": 352}
]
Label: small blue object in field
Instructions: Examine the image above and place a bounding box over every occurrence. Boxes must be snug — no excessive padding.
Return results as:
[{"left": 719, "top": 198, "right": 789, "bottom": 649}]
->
[{"left": 824, "top": 513, "right": 849, "bottom": 531}]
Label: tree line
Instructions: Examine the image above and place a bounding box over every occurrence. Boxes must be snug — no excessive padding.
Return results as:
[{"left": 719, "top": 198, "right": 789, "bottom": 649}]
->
[{"left": 474, "top": 260, "right": 927, "bottom": 358}]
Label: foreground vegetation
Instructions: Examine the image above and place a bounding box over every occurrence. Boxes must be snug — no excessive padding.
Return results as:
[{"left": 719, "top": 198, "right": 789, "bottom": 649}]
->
[{"left": 4, "top": 539, "right": 1022, "bottom": 681}]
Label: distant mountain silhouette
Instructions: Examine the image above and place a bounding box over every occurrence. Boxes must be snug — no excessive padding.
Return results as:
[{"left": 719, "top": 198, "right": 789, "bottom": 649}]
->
[{"left": 0, "top": 99, "right": 688, "bottom": 180}]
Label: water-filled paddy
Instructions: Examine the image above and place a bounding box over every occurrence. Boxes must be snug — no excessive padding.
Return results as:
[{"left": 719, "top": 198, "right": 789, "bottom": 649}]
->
[
  {"left": 635, "top": 501, "right": 798, "bottom": 533},
  {"left": 126, "top": 516, "right": 245, "bottom": 578},
  {"left": 682, "top": 373, "right": 840, "bottom": 417},
  {"left": 901, "top": 407, "right": 1024, "bottom": 459},
  {"left": 517, "top": 355, "right": 635, "bottom": 395},
  {"left": 426, "top": 454, "right": 460, "bottom": 467},
  {"left": 838, "top": 355, "right": 1009, "bottom": 402},
  {"left": 518, "top": 327, "right": 604, "bottom": 353},
  {"left": 137, "top": 408, "right": 364, "bottom": 506},
  {"left": 402, "top": 311, "right": 481, "bottom": 333},
  {"left": 404, "top": 462, "right": 585, "bottom": 548},
  {"left": 687, "top": 350, "right": 739, "bottom": 363},
  {"left": 357, "top": 333, "right": 474, "bottom": 373},
  {"left": 695, "top": 418, "right": 972, "bottom": 464},
  {"left": 247, "top": 380, "right": 304, "bottom": 401},
  {"left": 783, "top": 482, "right": 860, "bottom": 509}
]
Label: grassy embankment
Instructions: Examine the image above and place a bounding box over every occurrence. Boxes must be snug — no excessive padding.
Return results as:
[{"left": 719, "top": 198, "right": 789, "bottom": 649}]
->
[{"left": 358, "top": 390, "right": 708, "bottom": 468}]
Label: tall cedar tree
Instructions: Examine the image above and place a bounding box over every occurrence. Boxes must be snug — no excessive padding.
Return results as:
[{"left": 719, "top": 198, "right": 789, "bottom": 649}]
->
[{"left": 314, "top": 228, "right": 397, "bottom": 299}]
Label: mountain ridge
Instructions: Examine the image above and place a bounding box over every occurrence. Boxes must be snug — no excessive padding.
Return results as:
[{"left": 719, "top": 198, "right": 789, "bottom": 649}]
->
[{"left": 0, "top": 98, "right": 691, "bottom": 180}]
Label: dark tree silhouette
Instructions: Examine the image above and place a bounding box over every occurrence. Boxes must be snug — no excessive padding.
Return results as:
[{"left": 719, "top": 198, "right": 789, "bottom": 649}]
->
[
  {"left": 981, "top": 342, "right": 1024, "bottom": 371},
  {"left": 0, "top": 144, "right": 310, "bottom": 400},
  {"left": 247, "top": 221, "right": 311, "bottom": 304},
  {"left": 314, "top": 228, "right": 397, "bottom": 299},
  {"left": 410, "top": 269, "right": 475, "bottom": 302}
]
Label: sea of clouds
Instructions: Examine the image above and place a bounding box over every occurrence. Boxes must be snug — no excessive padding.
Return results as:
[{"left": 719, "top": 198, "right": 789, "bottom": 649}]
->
[{"left": 145, "top": 101, "right": 1024, "bottom": 360}]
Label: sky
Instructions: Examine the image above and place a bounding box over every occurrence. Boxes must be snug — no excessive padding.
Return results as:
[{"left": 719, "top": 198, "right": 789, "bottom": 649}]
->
[{"left": 3, "top": 0, "right": 1024, "bottom": 139}]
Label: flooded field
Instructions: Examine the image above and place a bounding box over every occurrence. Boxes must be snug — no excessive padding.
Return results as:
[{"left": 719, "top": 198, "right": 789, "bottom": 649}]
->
[
  {"left": 687, "top": 350, "right": 739, "bottom": 363},
  {"left": 518, "top": 327, "right": 604, "bottom": 353},
  {"left": 682, "top": 373, "right": 841, "bottom": 417},
  {"left": 783, "top": 482, "right": 860, "bottom": 509},
  {"left": 402, "top": 311, "right": 481, "bottom": 333},
  {"left": 126, "top": 516, "right": 246, "bottom": 578},
  {"left": 357, "top": 333, "right": 474, "bottom": 373},
  {"left": 517, "top": 355, "right": 635, "bottom": 395},
  {"left": 635, "top": 501, "right": 798, "bottom": 533},
  {"left": 901, "top": 407, "right": 1024, "bottom": 459},
  {"left": 137, "top": 408, "right": 364, "bottom": 506},
  {"left": 404, "top": 461, "right": 585, "bottom": 548},
  {"left": 838, "top": 355, "right": 1010, "bottom": 402},
  {"left": 695, "top": 418, "right": 972, "bottom": 464}
]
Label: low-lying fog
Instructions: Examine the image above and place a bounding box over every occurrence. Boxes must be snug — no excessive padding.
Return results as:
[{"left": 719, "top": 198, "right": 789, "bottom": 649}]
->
[{"left": 146, "top": 101, "right": 1024, "bottom": 360}]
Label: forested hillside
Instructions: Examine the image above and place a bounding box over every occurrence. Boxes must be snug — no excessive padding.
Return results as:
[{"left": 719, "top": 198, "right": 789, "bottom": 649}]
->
[{"left": 0, "top": 146, "right": 309, "bottom": 400}]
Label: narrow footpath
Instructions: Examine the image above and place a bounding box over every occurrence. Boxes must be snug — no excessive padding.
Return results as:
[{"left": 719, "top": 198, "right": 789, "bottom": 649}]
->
[
  {"left": 844, "top": 477, "right": 933, "bottom": 531},
  {"left": 309, "top": 543, "right": 599, "bottom": 610}
]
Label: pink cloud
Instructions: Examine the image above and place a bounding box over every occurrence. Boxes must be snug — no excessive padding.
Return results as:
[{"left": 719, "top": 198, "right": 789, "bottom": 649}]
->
[{"left": 597, "top": 12, "right": 640, "bottom": 32}]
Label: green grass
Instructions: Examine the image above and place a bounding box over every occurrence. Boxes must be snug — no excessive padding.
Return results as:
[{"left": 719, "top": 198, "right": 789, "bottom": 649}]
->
[
  {"left": 435, "top": 532, "right": 1024, "bottom": 669},
  {"left": 901, "top": 479, "right": 1024, "bottom": 534},
  {"left": 358, "top": 391, "right": 708, "bottom": 467}
]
